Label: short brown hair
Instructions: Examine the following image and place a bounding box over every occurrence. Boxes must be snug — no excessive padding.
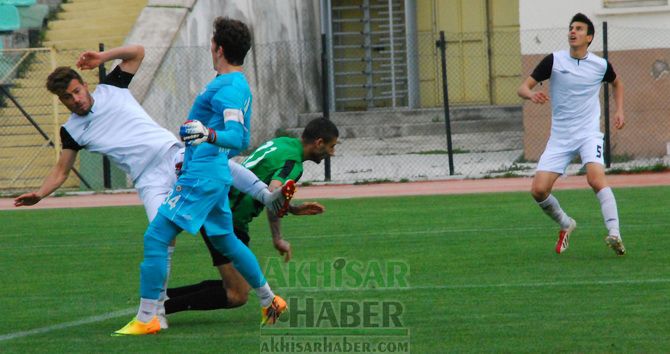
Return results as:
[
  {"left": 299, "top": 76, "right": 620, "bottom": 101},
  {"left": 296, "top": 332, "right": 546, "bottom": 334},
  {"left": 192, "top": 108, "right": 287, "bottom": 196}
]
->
[
  {"left": 302, "top": 118, "right": 339, "bottom": 144},
  {"left": 46, "top": 66, "right": 84, "bottom": 95},
  {"left": 212, "top": 17, "right": 252, "bottom": 66}
]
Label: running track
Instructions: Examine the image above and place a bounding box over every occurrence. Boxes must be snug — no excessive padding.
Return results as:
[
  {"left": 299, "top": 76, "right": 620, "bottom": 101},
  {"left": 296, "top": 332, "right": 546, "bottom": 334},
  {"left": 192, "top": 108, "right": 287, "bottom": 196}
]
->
[{"left": 2, "top": 172, "right": 668, "bottom": 211}]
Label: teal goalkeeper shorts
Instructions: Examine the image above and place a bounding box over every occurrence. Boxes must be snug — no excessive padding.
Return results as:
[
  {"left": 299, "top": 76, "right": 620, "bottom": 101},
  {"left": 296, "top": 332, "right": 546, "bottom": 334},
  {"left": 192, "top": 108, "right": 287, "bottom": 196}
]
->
[{"left": 157, "top": 176, "right": 234, "bottom": 236}]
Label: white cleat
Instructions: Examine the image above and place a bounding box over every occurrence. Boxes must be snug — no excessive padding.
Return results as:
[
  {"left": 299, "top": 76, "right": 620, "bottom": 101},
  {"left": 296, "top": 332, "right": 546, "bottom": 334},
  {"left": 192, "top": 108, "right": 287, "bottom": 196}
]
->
[
  {"left": 157, "top": 304, "right": 168, "bottom": 329},
  {"left": 555, "top": 218, "right": 576, "bottom": 254},
  {"left": 605, "top": 235, "right": 626, "bottom": 256}
]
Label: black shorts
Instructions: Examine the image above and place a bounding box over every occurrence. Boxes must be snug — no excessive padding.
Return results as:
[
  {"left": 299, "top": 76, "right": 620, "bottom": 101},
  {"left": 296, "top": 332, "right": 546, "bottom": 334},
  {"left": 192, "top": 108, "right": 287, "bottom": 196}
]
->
[{"left": 200, "top": 225, "right": 250, "bottom": 267}]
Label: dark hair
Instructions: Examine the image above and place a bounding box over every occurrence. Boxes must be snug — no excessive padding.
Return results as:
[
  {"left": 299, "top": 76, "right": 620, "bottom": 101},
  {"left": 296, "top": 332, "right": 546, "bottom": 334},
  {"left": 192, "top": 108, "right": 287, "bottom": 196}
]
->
[
  {"left": 212, "top": 17, "right": 252, "bottom": 66},
  {"left": 570, "top": 13, "right": 594, "bottom": 44},
  {"left": 46, "top": 66, "right": 84, "bottom": 95},
  {"left": 302, "top": 118, "right": 339, "bottom": 144}
]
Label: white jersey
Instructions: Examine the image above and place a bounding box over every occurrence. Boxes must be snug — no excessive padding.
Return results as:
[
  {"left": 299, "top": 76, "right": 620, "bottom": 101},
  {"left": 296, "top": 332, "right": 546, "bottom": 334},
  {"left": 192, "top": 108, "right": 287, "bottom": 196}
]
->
[
  {"left": 531, "top": 50, "right": 616, "bottom": 141},
  {"left": 62, "top": 84, "right": 180, "bottom": 182}
]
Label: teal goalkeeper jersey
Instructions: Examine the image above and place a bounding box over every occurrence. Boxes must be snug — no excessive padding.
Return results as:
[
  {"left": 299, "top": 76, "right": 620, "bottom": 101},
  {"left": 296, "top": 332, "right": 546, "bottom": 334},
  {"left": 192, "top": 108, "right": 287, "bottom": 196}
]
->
[
  {"left": 230, "top": 137, "right": 304, "bottom": 231},
  {"left": 182, "top": 72, "right": 252, "bottom": 183}
]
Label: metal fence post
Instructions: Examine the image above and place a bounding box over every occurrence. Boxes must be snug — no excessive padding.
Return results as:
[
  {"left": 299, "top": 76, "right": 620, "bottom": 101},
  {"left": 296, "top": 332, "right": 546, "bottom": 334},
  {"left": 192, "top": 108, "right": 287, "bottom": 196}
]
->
[
  {"left": 404, "top": 0, "right": 420, "bottom": 108},
  {"left": 49, "top": 47, "right": 60, "bottom": 162},
  {"left": 602, "top": 22, "right": 611, "bottom": 168},
  {"left": 436, "top": 31, "right": 455, "bottom": 175},
  {"left": 321, "top": 34, "right": 332, "bottom": 181},
  {"left": 98, "top": 42, "right": 112, "bottom": 189}
]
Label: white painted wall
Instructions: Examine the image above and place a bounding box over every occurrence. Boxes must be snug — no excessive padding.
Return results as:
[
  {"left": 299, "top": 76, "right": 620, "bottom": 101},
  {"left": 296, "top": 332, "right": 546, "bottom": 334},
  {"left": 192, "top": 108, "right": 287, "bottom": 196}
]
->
[
  {"left": 140, "top": 0, "right": 322, "bottom": 145},
  {"left": 520, "top": 0, "right": 670, "bottom": 54}
]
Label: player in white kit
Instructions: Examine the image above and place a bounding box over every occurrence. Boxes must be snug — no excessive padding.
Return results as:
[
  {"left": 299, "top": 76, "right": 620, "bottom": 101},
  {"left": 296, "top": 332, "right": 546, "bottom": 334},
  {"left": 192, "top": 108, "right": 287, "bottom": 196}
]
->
[
  {"left": 517, "top": 13, "right": 626, "bottom": 256},
  {"left": 13, "top": 45, "right": 290, "bottom": 327},
  {"left": 14, "top": 45, "right": 283, "bottom": 217}
]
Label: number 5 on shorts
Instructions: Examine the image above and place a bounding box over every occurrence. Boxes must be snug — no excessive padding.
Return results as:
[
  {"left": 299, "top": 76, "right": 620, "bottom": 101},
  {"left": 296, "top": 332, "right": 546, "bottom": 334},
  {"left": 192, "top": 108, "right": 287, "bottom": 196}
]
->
[{"left": 596, "top": 145, "right": 602, "bottom": 158}]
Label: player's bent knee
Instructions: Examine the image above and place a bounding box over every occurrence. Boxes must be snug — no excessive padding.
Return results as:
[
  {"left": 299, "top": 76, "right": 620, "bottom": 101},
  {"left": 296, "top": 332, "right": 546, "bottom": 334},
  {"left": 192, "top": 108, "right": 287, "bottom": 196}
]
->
[
  {"left": 141, "top": 230, "right": 171, "bottom": 278},
  {"left": 587, "top": 179, "right": 607, "bottom": 193},
  {"left": 586, "top": 174, "right": 607, "bottom": 192},
  {"left": 226, "top": 290, "right": 249, "bottom": 307},
  {"left": 141, "top": 217, "right": 175, "bottom": 298},
  {"left": 530, "top": 186, "right": 549, "bottom": 202},
  {"left": 144, "top": 230, "right": 171, "bottom": 259}
]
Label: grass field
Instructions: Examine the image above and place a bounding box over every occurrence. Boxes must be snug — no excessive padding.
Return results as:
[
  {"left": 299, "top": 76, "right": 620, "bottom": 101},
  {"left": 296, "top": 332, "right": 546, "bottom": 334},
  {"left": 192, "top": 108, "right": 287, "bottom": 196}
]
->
[{"left": 1, "top": 186, "right": 669, "bottom": 353}]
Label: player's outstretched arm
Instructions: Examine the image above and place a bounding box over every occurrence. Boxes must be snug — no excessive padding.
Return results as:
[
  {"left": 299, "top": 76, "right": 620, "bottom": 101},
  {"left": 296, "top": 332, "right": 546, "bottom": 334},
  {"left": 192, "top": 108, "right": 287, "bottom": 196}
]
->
[
  {"left": 517, "top": 76, "right": 549, "bottom": 104},
  {"left": 611, "top": 77, "right": 625, "bottom": 129},
  {"left": 266, "top": 209, "right": 292, "bottom": 262},
  {"left": 76, "top": 45, "right": 145, "bottom": 74},
  {"left": 289, "top": 202, "right": 325, "bottom": 216},
  {"left": 264, "top": 179, "right": 294, "bottom": 261},
  {"left": 14, "top": 149, "right": 78, "bottom": 207}
]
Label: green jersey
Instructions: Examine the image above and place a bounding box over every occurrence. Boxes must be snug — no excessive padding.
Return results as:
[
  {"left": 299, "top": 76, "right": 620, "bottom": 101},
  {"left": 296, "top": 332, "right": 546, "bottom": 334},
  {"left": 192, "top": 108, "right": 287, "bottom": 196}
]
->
[{"left": 230, "top": 137, "right": 304, "bottom": 231}]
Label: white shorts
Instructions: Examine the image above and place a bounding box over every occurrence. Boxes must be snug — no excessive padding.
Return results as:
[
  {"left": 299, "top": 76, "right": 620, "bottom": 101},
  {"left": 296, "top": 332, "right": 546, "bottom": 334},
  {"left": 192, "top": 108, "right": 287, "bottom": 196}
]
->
[
  {"left": 135, "top": 145, "right": 183, "bottom": 221},
  {"left": 537, "top": 136, "right": 605, "bottom": 175}
]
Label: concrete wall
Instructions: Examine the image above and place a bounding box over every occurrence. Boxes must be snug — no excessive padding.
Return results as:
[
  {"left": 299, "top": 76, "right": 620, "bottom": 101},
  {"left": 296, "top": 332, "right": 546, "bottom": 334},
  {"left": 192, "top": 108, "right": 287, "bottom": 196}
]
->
[
  {"left": 519, "top": 0, "right": 670, "bottom": 160},
  {"left": 520, "top": 0, "right": 670, "bottom": 54},
  {"left": 138, "top": 0, "right": 322, "bottom": 146}
]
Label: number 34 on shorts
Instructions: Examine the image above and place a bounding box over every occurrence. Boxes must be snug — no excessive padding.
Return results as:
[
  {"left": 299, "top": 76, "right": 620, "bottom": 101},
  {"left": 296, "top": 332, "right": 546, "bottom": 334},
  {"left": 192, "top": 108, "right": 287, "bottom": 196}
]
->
[
  {"left": 161, "top": 177, "right": 201, "bottom": 211},
  {"left": 163, "top": 188, "right": 181, "bottom": 210}
]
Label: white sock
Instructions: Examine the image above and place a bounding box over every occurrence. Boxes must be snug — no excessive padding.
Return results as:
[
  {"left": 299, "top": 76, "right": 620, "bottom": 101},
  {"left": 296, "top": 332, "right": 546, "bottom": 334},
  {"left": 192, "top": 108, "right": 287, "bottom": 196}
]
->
[
  {"left": 137, "top": 298, "right": 159, "bottom": 323},
  {"left": 538, "top": 194, "right": 572, "bottom": 229},
  {"left": 228, "top": 160, "right": 268, "bottom": 200},
  {"left": 255, "top": 282, "right": 275, "bottom": 307},
  {"left": 596, "top": 187, "right": 621, "bottom": 238},
  {"left": 158, "top": 246, "right": 175, "bottom": 305}
]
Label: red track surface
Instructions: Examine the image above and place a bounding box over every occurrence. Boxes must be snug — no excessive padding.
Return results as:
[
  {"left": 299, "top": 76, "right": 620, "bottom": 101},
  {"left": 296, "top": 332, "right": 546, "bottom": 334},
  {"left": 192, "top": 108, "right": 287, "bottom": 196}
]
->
[{"left": 2, "top": 172, "right": 669, "bottom": 211}]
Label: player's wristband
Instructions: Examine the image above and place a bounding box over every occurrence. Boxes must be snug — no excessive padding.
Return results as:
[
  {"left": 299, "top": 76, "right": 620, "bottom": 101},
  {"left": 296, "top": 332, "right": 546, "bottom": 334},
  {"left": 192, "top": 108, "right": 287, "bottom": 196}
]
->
[{"left": 207, "top": 128, "right": 217, "bottom": 144}]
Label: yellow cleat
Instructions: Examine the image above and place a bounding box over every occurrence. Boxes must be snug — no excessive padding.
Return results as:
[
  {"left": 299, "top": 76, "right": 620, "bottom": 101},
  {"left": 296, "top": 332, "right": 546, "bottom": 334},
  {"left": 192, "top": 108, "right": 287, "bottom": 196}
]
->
[
  {"left": 112, "top": 316, "right": 161, "bottom": 336},
  {"left": 261, "top": 295, "right": 287, "bottom": 326}
]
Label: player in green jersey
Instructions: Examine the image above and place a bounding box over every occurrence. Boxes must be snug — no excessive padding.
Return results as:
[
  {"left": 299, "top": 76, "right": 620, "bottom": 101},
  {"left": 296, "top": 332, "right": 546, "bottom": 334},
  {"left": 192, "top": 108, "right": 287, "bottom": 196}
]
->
[{"left": 164, "top": 117, "right": 339, "bottom": 313}]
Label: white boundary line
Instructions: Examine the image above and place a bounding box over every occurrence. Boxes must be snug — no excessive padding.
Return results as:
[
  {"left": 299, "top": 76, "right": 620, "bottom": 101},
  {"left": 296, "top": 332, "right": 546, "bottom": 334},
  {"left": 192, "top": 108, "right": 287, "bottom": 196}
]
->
[
  {"left": 278, "top": 278, "right": 670, "bottom": 293},
  {"left": 0, "top": 308, "right": 134, "bottom": 342},
  {"left": 2, "top": 277, "right": 670, "bottom": 342},
  {"left": 1, "top": 221, "right": 667, "bottom": 251}
]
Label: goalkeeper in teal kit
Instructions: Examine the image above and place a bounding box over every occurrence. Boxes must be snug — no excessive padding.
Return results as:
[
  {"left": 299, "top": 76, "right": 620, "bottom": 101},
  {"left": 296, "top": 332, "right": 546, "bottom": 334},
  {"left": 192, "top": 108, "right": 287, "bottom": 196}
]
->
[
  {"left": 163, "top": 118, "right": 339, "bottom": 315},
  {"left": 115, "top": 17, "right": 285, "bottom": 335}
]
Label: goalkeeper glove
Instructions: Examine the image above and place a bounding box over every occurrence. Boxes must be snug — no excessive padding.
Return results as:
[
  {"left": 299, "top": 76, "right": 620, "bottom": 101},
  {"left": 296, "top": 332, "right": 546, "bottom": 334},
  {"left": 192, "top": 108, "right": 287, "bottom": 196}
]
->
[{"left": 179, "top": 120, "right": 217, "bottom": 146}]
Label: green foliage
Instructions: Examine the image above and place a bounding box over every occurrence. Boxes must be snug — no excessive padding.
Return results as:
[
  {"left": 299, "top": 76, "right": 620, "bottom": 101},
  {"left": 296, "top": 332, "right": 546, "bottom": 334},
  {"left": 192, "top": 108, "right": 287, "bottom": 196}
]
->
[
  {"left": 15, "top": 52, "right": 36, "bottom": 79},
  {"left": 610, "top": 154, "right": 635, "bottom": 163},
  {"left": 607, "top": 163, "right": 670, "bottom": 174},
  {"left": 487, "top": 163, "right": 532, "bottom": 174},
  {"left": 514, "top": 154, "right": 536, "bottom": 163},
  {"left": 410, "top": 149, "right": 469, "bottom": 155},
  {"left": 352, "top": 178, "right": 394, "bottom": 185}
]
